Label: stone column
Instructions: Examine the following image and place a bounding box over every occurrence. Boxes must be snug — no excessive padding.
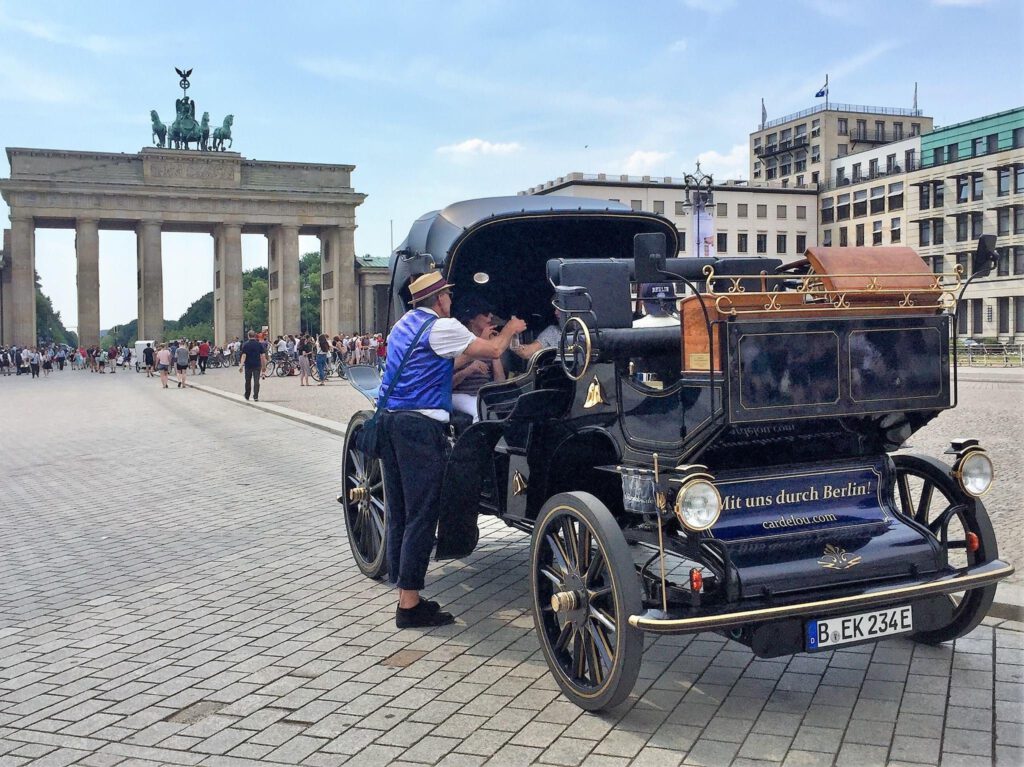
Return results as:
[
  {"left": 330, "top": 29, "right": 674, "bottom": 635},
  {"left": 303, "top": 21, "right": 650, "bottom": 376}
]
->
[
  {"left": 213, "top": 224, "right": 243, "bottom": 346},
  {"left": 267, "top": 227, "right": 281, "bottom": 339},
  {"left": 280, "top": 224, "right": 300, "bottom": 335},
  {"left": 136, "top": 220, "right": 163, "bottom": 342},
  {"left": 75, "top": 219, "right": 100, "bottom": 348},
  {"left": 319, "top": 225, "right": 358, "bottom": 335},
  {"left": 9, "top": 215, "right": 37, "bottom": 347}
]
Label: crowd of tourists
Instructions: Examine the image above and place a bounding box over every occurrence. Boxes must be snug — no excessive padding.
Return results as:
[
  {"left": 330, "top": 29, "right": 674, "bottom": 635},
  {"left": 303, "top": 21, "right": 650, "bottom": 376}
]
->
[{"left": 0, "top": 343, "right": 130, "bottom": 377}]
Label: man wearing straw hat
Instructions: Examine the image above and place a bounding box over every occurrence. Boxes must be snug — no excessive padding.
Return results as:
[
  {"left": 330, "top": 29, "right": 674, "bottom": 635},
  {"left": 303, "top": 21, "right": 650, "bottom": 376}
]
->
[{"left": 379, "top": 270, "right": 526, "bottom": 628}]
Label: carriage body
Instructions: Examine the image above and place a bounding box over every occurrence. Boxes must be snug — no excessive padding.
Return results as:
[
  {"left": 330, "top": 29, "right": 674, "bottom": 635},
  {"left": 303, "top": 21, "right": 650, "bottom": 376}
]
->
[{"left": 340, "top": 196, "right": 1013, "bottom": 710}]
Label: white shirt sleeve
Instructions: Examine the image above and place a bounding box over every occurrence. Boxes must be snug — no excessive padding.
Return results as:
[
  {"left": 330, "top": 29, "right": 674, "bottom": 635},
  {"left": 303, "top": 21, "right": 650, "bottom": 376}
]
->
[
  {"left": 536, "top": 324, "right": 562, "bottom": 349},
  {"left": 428, "top": 318, "right": 477, "bottom": 359}
]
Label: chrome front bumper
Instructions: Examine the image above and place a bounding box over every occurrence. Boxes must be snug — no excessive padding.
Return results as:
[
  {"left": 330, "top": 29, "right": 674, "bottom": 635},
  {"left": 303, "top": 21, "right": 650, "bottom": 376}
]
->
[{"left": 629, "top": 559, "right": 1014, "bottom": 633}]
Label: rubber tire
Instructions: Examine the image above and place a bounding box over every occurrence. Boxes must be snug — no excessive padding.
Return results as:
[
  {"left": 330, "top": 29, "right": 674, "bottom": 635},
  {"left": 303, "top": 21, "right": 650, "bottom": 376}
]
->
[
  {"left": 341, "top": 410, "right": 388, "bottom": 580},
  {"left": 530, "top": 491, "right": 643, "bottom": 711},
  {"left": 892, "top": 453, "right": 998, "bottom": 644}
]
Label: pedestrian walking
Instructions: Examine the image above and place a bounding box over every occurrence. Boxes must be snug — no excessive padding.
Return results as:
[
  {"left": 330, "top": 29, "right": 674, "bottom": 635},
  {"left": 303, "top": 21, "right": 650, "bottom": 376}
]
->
[
  {"left": 315, "top": 334, "right": 330, "bottom": 386},
  {"left": 143, "top": 343, "right": 155, "bottom": 377},
  {"left": 174, "top": 342, "right": 189, "bottom": 388},
  {"left": 198, "top": 339, "right": 210, "bottom": 374},
  {"left": 155, "top": 344, "right": 172, "bottom": 388},
  {"left": 297, "top": 334, "right": 313, "bottom": 386},
  {"left": 238, "top": 330, "right": 266, "bottom": 401},
  {"left": 377, "top": 270, "right": 525, "bottom": 628},
  {"left": 28, "top": 348, "right": 41, "bottom": 378}
]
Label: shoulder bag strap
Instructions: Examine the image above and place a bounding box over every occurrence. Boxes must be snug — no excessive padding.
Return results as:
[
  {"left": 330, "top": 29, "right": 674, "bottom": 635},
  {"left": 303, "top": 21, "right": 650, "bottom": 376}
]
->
[{"left": 377, "top": 315, "right": 438, "bottom": 410}]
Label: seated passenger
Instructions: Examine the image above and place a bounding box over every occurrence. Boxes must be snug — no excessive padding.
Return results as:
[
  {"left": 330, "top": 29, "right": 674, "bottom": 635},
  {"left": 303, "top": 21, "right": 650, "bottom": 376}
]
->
[
  {"left": 451, "top": 296, "right": 506, "bottom": 422},
  {"left": 633, "top": 282, "right": 679, "bottom": 327},
  {"left": 514, "top": 296, "right": 561, "bottom": 360}
]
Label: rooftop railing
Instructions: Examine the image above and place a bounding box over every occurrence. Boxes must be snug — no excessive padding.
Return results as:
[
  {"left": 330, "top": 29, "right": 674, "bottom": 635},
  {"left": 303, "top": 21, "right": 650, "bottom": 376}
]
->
[{"left": 760, "top": 103, "right": 924, "bottom": 131}]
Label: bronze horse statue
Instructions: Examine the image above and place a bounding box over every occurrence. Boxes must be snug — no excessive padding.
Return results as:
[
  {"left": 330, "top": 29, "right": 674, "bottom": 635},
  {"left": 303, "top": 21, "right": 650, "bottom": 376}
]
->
[
  {"left": 200, "top": 112, "right": 211, "bottom": 151},
  {"left": 151, "top": 110, "right": 167, "bottom": 148},
  {"left": 212, "top": 115, "right": 234, "bottom": 151}
]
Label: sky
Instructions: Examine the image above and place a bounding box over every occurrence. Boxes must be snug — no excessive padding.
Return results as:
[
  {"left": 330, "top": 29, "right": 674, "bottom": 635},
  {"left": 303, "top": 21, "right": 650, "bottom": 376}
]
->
[{"left": 1, "top": 0, "right": 1022, "bottom": 330}]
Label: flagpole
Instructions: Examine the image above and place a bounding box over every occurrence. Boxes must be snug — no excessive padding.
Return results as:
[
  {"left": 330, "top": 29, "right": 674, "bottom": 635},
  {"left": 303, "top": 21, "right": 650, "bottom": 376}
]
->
[{"left": 825, "top": 74, "right": 829, "bottom": 110}]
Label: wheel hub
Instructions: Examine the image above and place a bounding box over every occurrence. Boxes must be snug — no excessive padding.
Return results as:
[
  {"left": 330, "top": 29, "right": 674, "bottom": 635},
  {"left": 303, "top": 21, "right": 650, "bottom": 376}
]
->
[{"left": 349, "top": 487, "right": 368, "bottom": 503}]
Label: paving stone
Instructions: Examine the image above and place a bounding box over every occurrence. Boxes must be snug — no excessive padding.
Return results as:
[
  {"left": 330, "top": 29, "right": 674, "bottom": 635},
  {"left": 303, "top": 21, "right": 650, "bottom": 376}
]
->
[{"left": 889, "top": 733, "right": 941, "bottom": 764}]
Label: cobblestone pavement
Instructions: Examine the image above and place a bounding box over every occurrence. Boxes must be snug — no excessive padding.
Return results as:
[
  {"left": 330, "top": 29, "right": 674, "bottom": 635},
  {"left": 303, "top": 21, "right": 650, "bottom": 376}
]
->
[{"left": 0, "top": 373, "right": 1021, "bottom": 767}]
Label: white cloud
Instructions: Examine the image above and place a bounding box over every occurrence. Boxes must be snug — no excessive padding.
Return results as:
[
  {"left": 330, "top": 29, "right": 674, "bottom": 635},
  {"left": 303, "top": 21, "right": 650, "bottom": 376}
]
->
[
  {"left": 695, "top": 144, "right": 749, "bottom": 180},
  {"left": 623, "top": 150, "right": 674, "bottom": 175},
  {"left": 0, "top": 9, "right": 143, "bottom": 54},
  {"left": 0, "top": 55, "right": 89, "bottom": 104},
  {"left": 436, "top": 138, "right": 523, "bottom": 157},
  {"left": 669, "top": 38, "right": 689, "bottom": 53}
]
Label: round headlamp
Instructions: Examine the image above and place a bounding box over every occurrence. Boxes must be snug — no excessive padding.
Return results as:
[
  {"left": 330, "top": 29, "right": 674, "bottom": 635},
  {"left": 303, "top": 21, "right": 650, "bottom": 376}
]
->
[
  {"left": 954, "top": 449, "right": 993, "bottom": 497},
  {"left": 673, "top": 479, "right": 722, "bottom": 531}
]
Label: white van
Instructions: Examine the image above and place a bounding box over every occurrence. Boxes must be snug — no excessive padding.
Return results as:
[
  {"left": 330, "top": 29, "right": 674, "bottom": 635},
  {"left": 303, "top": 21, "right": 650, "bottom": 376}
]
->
[{"left": 134, "top": 340, "right": 156, "bottom": 372}]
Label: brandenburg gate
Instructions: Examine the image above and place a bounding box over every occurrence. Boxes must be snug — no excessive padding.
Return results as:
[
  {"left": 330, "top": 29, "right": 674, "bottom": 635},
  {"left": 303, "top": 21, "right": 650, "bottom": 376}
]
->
[{"left": 0, "top": 146, "right": 366, "bottom": 347}]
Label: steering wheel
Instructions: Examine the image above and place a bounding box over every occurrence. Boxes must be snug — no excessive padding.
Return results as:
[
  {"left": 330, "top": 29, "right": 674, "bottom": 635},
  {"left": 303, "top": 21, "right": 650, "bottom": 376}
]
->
[{"left": 559, "top": 316, "right": 592, "bottom": 381}]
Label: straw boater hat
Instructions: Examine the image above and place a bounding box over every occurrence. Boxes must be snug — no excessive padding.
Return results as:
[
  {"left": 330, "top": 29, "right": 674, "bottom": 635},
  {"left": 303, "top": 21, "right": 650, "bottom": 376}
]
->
[{"left": 408, "top": 271, "right": 453, "bottom": 305}]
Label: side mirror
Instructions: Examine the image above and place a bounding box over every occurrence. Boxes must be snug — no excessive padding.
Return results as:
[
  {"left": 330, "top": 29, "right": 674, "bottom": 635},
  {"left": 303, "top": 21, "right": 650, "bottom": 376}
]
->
[
  {"left": 634, "top": 233, "right": 667, "bottom": 283},
  {"left": 972, "top": 235, "right": 998, "bottom": 277}
]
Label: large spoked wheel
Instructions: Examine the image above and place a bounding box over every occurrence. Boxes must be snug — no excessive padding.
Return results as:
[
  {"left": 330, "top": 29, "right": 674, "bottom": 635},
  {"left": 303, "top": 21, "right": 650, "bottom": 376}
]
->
[
  {"left": 892, "top": 453, "right": 998, "bottom": 644},
  {"left": 531, "top": 492, "right": 642, "bottom": 711},
  {"left": 341, "top": 411, "right": 388, "bottom": 579}
]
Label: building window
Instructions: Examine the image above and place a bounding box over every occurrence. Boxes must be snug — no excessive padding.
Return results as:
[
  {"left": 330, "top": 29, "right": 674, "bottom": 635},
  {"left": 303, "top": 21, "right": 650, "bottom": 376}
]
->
[
  {"left": 1015, "top": 127, "right": 1024, "bottom": 148},
  {"left": 933, "top": 147, "right": 945, "bottom": 165},
  {"left": 998, "top": 207, "right": 1011, "bottom": 236},
  {"left": 795, "top": 159, "right": 806, "bottom": 173},
  {"left": 766, "top": 167, "right": 777, "bottom": 180},
  {"left": 757, "top": 204, "right": 767, "bottom": 218},
  {"left": 973, "top": 136, "right": 985, "bottom": 157},
  {"left": 875, "top": 120, "right": 885, "bottom": 140},
  {"left": 796, "top": 174, "right": 805, "bottom": 186},
  {"left": 905, "top": 149, "right": 916, "bottom": 171},
  {"left": 837, "top": 118, "right": 848, "bottom": 135},
  {"left": 872, "top": 220, "right": 883, "bottom": 245},
  {"left": 717, "top": 202, "right": 728, "bottom": 217},
  {"left": 777, "top": 233, "right": 787, "bottom": 254},
  {"left": 796, "top": 205, "right": 807, "bottom": 220},
  {"left": 675, "top": 201, "right": 687, "bottom": 215},
  {"left": 911, "top": 123, "right": 921, "bottom": 137},
  {"left": 972, "top": 299, "right": 984, "bottom": 334},
  {"left": 920, "top": 221, "right": 932, "bottom": 247},
  {"left": 855, "top": 223, "right": 865, "bottom": 247},
  {"left": 821, "top": 198, "right": 834, "bottom": 224},
  {"left": 870, "top": 186, "right": 885, "bottom": 214},
  {"left": 856, "top": 119, "right": 867, "bottom": 138},
  {"left": 811, "top": 145, "right": 821, "bottom": 163},
  {"left": 823, "top": 229, "right": 832, "bottom": 247},
  {"left": 811, "top": 118, "right": 821, "bottom": 137},
  {"left": 958, "top": 301, "right": 969, "bottom": 334},
  {"left": 934, "top": 181, "right": 944, "bottom": 208},
  {"left": 653, "top": 200, "right": 665, "bottom": 214},
  {"left": 893, "top": 122, "right": 903, "bottom": 140},
  {"left": 852, "top": 162, "right": 862, "bottom": 182},
  {"left": 837, "top": 194, "right": 850, "bottom": 221},
  {"left": 987, "top": 133, "right": 999, "bottom": 154},
  {"left": 853, "top": 190, "right": 867, "bottom": 217},
  {"left": 1016, "top": 166, "right": 1024, "bottom": 193},
  {"left": 737, "top": 233, "right": 748, "bottom": 253},
  {"left": 1015, "top": 206, "right": 1024, "bottom": 235},
  {"left": 957, "top": 253, "right": 969, "bottom": 275},
  {"left": 836, "top": 167, "right": 846, "bottom": 185},
  {"left": 717, "top": 232, "right": 728, "bottom": 252},
  {"left": 971, "top": 211, "right": 983, "bottom": 239},
  {"left": 948, "top": 143, "right": 959, "bottom": 162},
  {"left": 839, "top": 226, "right": 849, "bottom": 247},
  {"left": 679, "top": 231, "right": 686, "bottom": 251},
  {"left": 932, "top": 254, "right": 944, "bottom": 274},
  {"left": 998, "top": 297, "right": 1010, "bottom": 334},
  {"left": 956, "top": 177, "right": 969, "bottom": 204},
  {"left": 631, "top": 199, "right": 642, "bottom": 211},
  {"left": 920, "top": 184, "right": 931, "bottom": 210},
  {"left": 886, "top": 154, "right": 897, "bottom": 173},
  {"left": 998, "top": 169, "right": 1010, "bottom": 197},
  {"left": 737, "top": 203, "right": 748, "bottom": 218},
  {"left": 756, "top": 233, "right": 767, "bottom": 253},
  {"left": 995, "top": 248, "right": 1010, "bottom": 276},
  {"left": 869, "top": 159, "right": 879, "bottom": 178},
  {"left": 796, "top": 233, "right": 806, "bottom": 253},
  {"left": 838, "top": 143, "right": 848, "bottom": 157},
  {"left": 812, "top": 171, "right": 819, "bottom": 184},
  {"left": 780, "top": 162, "right": 791, "bottom": 176},
  {"left": 1016, "top": 297, "right": 1024, "bottom": 333},
  {"left": 891, "top": 217, "right": 901, "bottom": 243},
  {"left": 933, "top": 219, "right": 944, "bottom": 245},
  {"left": 956, "top": 213, "right": 968, "bottom": 242},
  {"left": 972, "top": 174, "right": 983, "bottom": 201},
  {"left": 777, "top": 205, "right": 787, "bottom": 219}
]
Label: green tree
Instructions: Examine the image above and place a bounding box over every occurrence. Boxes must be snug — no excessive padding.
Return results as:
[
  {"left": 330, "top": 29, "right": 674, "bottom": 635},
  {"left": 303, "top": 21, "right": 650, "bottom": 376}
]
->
[
  {"left": 243, "top": 276, "right": 268, "bottom": 332},
  {"left": 34, "top": 271, "right": 76, "bottom": 346},
  {"left": 299, "top": 250, "right": 321, "bottom": 335}
]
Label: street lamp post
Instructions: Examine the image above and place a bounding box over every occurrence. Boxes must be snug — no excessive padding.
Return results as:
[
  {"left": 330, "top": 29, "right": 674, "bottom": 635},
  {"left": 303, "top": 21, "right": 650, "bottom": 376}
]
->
[{"left": 681, "top": 162, "right": 715, "bottom": 258}]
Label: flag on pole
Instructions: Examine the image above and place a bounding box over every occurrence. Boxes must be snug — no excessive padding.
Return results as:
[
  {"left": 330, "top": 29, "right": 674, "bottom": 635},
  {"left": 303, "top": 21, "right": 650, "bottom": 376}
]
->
[
  {"left": 761, "top": 98, "right": 767, "bottom": 128},
  {"left": 913, "top": 82, "right": 918, "bottom": 111},
  {"left": 815, "top": 75, "right": 829, "bottom": 98}
]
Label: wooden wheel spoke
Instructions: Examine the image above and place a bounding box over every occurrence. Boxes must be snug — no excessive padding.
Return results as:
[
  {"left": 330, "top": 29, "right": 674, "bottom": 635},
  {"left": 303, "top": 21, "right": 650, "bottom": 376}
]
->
[
  {"left": 588, "top": 621, "right": 614, "bottom": 675},
  {"left": 545, "top": 534, "right": 571, "bottom": 578},
  {"left": 589, "top": 605, "right": 616, "bottom": 633},
  {"left": 578, "top": 525, "right": 592, "bottom": 573},
  {"left": 897, "top": 473, "right": 913, "bottom": 517},
  {"left": 561, "top": 518, "right": 580, "bottom": 571},
  {"left": 370, "top": 507, "right": 386, "bottom": 539},
  {"left": 927, "top": 503, "right": 957, "bottom": 536},
  {"left": 350, "top": 450, "right": 365, "bottom": 478},
  {"left": 540, "top": 566, "right": 563, "bottom": 587},
  {"left": 589, "top": 585, "right": 612, "bottom": 601},
  {"left": 584, "top": 629, "right": 603, "bottom": 685},
  {"left": 572, "top": 632, "right": 586, "bottom": 679},
  {"left": 915, "top": 482, "right": 935, "bottom": 523},
  {"left": 554, "top": 622, "right": 574, "bottom": 652},
  {"left": 584, "top": 548, "right": 605, "bottom": 587}
]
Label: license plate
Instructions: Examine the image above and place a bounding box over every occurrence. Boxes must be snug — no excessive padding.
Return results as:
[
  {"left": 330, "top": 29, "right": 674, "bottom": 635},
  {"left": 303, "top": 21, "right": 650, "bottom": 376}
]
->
[{"left": 806, "top": 605, "right": 913, "bottom": 650}]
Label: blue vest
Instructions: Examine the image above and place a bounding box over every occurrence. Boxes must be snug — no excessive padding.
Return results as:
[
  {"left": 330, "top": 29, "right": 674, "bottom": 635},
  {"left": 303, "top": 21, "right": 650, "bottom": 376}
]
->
[{"left": 378, "top": 309, "right": 454, "bottom": 412}]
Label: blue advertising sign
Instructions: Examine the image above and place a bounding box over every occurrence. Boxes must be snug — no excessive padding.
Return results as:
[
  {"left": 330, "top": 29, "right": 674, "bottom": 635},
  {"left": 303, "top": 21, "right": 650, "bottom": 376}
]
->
[{"left": 710, "top": 462, "right": 890, "bottom": 541}]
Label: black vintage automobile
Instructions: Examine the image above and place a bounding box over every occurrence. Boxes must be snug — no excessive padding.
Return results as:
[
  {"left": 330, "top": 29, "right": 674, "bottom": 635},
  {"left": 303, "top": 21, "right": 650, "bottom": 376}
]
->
[{"left": 339, "top": 196, "right": 1014, "bottom": 710}]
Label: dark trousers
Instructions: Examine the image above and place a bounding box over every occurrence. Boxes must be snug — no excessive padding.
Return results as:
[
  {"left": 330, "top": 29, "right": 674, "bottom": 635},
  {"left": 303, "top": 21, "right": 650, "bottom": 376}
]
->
[
  {"left": 244, "top": 367, "right": 261, "bottom": 400},
  {"left": 198, "top": 356, "right": 207, "bottom": 373},
  {"left": 379, "top": 411, "right": 448, "bottom": 591}
]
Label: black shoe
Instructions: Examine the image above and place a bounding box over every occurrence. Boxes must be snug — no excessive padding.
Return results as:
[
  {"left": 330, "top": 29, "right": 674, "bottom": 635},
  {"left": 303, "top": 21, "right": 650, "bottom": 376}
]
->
[
  {"left": 396, "top": 600, "right": 454, "bottom": 628},
  {"left": 253, "top": 397, "right": 258, "bottom": 402}
]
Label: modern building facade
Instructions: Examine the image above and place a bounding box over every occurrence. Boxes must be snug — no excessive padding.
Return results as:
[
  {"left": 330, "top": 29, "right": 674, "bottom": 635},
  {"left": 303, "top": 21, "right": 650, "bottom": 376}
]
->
[
  {"left": 520, "top": 173, "right": 818, "bottom": 261},
  {"left": 750, "top": 103, "right": 933, "bottom": 190}
]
